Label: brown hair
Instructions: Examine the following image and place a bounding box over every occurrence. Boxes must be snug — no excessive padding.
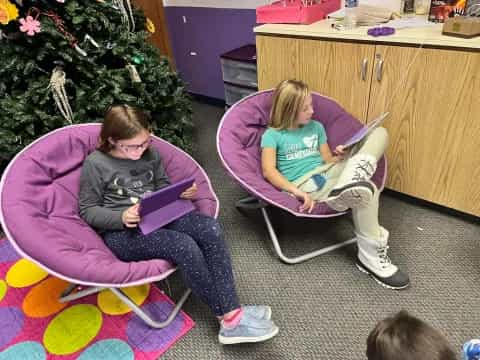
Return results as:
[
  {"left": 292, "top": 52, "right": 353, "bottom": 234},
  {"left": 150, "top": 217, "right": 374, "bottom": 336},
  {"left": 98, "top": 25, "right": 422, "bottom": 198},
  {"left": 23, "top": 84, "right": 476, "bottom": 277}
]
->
[
  {"left": 366, "top": 311, "right": 456, "bottom": 360},
  {"left": 98, "top": 104, "right": 152, "bottom": 153},
  {"left": 269, "top": 79, "right": 309, "bottom": 130}
]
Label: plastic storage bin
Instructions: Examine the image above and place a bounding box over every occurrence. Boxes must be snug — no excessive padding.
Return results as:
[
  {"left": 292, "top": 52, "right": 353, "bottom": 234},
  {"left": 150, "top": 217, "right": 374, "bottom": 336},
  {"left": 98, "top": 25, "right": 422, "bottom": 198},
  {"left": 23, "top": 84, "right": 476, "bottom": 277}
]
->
[
  {"left": 224, "top": 83, "right": 257, "bottom": 106},
  {"left": 220, "top": 45, "right": 258, "bottom": 89},
  {"left": 220, "top": 58, "right": 258, "bottom": 88}
]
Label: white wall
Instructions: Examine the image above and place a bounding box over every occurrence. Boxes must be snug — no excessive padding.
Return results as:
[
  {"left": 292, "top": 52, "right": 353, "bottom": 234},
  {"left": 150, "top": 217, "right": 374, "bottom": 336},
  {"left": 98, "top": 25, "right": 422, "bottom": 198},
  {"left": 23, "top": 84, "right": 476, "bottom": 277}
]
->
[
  {"left": 162, "top": 0, "right": 270, "bottom": 8},
  {"left": 360, "top": 0, "right": 402, "bottom": 12},
  {"left": 336, "top": 0, "right": 403, "bottom": 12},
  {"left": 162, "top": 0, "right": 401, "bottom": 12}
]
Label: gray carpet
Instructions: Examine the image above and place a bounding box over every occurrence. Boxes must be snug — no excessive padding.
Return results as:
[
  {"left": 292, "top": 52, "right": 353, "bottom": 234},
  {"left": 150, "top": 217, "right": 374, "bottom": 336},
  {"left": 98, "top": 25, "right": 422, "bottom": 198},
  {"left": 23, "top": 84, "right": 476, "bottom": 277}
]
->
[{"left": 161, "top": 101, "right": 480, "bottom": 360}]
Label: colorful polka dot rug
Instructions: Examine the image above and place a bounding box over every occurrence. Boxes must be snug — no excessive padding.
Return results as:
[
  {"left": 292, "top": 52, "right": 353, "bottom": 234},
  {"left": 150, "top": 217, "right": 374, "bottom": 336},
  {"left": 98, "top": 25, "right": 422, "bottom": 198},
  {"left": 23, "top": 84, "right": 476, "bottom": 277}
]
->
[{"left": 0, "top": 239, "right": 195, "bottom": 359}]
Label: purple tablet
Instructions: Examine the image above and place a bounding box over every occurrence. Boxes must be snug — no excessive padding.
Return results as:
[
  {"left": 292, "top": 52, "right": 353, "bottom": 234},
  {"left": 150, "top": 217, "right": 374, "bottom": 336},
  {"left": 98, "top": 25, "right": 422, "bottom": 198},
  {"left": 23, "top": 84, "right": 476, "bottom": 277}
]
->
[
  {"left": 139, "top": 176, "right": 196, "bottom": 235},
  {"left": 343, "top": 112, "right": 389, "bottom": 149}
]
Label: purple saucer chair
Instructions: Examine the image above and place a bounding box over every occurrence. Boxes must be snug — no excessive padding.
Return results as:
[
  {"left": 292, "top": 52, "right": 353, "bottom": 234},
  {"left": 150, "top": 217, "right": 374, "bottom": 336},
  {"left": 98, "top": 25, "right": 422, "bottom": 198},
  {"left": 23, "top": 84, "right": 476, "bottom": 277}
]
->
[
  {"left": 217, "top": 90, "right": 387, "bottom": 264},
  {"left": 0, "top": 124, "right": 219, "bottom": 328}
]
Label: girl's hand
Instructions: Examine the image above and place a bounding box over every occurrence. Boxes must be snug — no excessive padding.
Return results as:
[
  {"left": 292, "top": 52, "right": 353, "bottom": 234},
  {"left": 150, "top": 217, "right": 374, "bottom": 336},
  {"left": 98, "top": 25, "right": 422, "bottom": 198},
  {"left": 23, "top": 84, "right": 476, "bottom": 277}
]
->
[
  {"left": 122, "top": 204, "right": 140, "bottom": 228},
  {"left": 335, "top": 145, "right": 346, "bottom": 155},
  {"left": 180, "top": 182, "right": 198, "bottom": 200},
  {"left": 293, "top": 189, "right": 315, "bottom": 213},
  {"left": 333, "top": 145, "right": 348, "bottom": 162}
]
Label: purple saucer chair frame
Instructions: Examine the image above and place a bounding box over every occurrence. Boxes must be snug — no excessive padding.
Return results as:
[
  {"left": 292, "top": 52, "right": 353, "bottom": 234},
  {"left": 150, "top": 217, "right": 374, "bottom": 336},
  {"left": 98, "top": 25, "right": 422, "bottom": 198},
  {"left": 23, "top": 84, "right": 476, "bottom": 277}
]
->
[
  {"left": 217, "top": 90, "right": 387, "bottom": 264},
  {"left": 0, "top": 124, "right": 219, "bottom": 328}
]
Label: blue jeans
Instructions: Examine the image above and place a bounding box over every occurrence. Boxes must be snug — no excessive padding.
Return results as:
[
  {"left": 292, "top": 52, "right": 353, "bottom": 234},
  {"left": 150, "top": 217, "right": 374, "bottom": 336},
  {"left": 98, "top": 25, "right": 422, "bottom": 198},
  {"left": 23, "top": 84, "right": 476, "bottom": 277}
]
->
[{"left": 103, "top": 212, "right": 240, "bottom": 316}]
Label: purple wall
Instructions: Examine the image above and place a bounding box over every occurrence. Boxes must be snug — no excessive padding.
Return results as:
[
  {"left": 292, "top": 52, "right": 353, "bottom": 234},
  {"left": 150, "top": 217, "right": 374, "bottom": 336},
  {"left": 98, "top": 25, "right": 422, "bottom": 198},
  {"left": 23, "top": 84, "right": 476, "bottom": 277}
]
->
[{"left": 165, "top": 7, "right": 257, "bottom": 100}]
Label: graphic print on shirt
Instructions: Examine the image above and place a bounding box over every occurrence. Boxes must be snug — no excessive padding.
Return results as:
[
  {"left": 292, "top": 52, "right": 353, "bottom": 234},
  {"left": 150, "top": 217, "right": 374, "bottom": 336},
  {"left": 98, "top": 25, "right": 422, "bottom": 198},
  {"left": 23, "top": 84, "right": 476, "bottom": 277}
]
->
[
  {"left": 285, "top": 134, "right": 319, "bottom": 160},
  {"left": 113, "top": 168, "right": 155, "bottom": 204}
]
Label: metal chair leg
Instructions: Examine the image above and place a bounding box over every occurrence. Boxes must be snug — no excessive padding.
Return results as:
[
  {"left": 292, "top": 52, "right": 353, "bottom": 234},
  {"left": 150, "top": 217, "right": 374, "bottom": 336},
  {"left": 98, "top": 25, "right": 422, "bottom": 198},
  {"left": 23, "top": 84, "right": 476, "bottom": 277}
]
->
[
  {"left": 260, "top": 207, "right": 357, "bottom": 264},
  {"left": 236, "top": 196, "right": 267, "bottom": 210},
  {"left": 59, "top": 285, "right": 105, "bottom": 302},
  {"left": 59, "top": 283, "right": 192, "bottom": 329},
  {"left": 110, "top": 288, "right": 192, "bottom": 329},
  {"left": 60, "top": 283, "right": 78, "bottom": 298}
]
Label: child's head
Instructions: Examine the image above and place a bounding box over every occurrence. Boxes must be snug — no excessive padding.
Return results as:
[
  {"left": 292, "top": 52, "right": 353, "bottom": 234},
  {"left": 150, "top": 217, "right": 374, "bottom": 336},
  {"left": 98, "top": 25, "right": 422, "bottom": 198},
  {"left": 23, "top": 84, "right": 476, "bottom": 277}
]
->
[
  {"left": 269, "top": 79, "right": 313, "bottom": 129},
  {"left": 367, "top": 310, "right": 456, "bottom": 360},
  {"left": 99, "top": 104, "right": 152, "bottom": 160}
]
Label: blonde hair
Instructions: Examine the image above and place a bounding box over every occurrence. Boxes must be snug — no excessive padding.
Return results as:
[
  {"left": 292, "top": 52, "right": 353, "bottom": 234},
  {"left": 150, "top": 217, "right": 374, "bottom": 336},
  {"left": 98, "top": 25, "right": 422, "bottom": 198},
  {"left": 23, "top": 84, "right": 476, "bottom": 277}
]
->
[
  {"left": 98, "top": 104, "right": 152, "bottom": 153},
  {"left": 269, "top": 79, "right": 310, "bottom": 130}
]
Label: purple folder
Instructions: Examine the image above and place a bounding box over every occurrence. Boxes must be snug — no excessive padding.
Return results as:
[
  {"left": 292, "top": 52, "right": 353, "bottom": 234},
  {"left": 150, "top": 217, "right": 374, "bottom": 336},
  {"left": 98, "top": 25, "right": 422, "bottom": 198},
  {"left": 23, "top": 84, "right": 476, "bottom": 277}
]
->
[{"left": 139, "top": 177, "right": 196, "bottom": 235}]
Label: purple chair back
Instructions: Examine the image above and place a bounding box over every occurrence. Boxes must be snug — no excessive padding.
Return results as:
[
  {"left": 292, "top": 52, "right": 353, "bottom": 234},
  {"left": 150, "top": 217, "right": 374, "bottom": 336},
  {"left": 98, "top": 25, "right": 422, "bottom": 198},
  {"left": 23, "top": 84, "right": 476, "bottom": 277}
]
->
[
  {"left": 217, "top": 90, "right": 386, "bottom": 217},
  {"left": 0, "top": 124, "right": 219, "bottom": 287}
]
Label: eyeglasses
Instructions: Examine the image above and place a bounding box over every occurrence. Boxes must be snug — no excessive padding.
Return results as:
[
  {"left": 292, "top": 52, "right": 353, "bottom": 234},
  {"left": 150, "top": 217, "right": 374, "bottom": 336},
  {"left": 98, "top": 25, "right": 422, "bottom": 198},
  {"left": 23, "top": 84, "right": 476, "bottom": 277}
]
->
[{"left": 117, "top": 138, "right": 152, "bottom": 153}]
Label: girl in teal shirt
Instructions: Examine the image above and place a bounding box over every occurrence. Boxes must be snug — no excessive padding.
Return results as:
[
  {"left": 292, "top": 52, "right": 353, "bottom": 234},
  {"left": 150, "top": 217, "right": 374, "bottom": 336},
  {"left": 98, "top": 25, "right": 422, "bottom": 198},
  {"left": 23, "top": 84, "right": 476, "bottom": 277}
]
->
[{"left": 261, "top": 79, "right": 409, "bottom": 290}]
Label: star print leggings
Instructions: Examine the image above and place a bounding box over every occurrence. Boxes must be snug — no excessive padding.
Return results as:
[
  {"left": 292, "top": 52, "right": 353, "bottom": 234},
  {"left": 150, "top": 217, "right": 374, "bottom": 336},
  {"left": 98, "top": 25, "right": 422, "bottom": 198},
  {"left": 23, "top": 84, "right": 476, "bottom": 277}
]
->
[{"left": 103, "top": 212, "right": 240, "bottom": 317}]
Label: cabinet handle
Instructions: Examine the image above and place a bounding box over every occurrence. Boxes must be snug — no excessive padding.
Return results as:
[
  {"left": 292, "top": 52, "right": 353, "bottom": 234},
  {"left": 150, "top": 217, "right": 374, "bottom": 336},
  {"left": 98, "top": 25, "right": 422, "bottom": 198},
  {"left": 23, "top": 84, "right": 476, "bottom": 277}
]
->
[
  {"left": 361, "top": 58, "right": 368, "bottom": 81},
  {"left": 376, "top": 59, "right": 384, "bottom": 82}
]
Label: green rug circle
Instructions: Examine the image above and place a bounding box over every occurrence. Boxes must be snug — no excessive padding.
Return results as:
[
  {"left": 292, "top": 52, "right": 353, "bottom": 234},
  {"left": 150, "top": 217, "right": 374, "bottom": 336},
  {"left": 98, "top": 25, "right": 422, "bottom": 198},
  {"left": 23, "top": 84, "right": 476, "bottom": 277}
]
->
[
  {"left": 0, "top": 280, "right": 6, "bottom": 301},
  {"left": 43, "top": 304, "right": 103, "bottom": 355}
]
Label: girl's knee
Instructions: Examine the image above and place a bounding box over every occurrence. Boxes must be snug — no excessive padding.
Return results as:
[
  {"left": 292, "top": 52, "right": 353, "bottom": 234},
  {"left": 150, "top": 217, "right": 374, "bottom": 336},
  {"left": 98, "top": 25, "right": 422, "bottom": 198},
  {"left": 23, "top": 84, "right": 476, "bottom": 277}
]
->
[
  {"left": 203, "top": 218, "right": 223, "bottom": 241},
  {"left": 373, "top": 126, "right": 389, "bottom": 144},
  {"left": 192, "top": 213, "right": 222, "bottom": 237},
  {"left": 171, "top": 234, "right": 204, "bottom": 259}
]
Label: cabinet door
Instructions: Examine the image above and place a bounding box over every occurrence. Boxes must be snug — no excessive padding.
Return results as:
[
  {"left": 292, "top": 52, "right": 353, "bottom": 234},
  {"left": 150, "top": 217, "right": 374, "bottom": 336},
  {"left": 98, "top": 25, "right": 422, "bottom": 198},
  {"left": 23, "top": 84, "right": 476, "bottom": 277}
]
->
[
  {"left": 298, "top": 39, "right": 375, "bottom": 121},
  {"left": 368, "top": 45, "right": 480, "bottom": 216},
  {"left": 256, "top": 35, "right": 301, "bottom": 90}
]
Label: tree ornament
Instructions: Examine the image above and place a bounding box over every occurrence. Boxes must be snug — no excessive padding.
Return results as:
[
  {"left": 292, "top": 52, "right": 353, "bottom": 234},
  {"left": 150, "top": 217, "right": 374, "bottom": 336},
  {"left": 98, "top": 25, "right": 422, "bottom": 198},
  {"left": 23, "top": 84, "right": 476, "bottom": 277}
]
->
[
  {"left": 112, "top": 0, "right": 135, "bottom": 32},
  {"left": 146, "top": 17, "right": 155, "bottom": 33},
  {"left": 0, "top": 0, "right": 19, "bottom": 25},
  {"left": 131, "top": 54, "right": 144, "bottom": 65},
  {"left": 126, "top": 64, "right": 141, "bottom": 83},
  {"left": 49, "top": 67, "right": 74, "bottom": 123},
  {"left": 19, "top": 15, "right": 40, "bottom": 36},
  {"left": 84, "top": 34, "right": 99, "bottom": 48},
  {"left": 42, "top": 10, "right": 87, "bottom": 56},
  {"left": 0, "top": 8, "right": 7, "bottom": 24}
]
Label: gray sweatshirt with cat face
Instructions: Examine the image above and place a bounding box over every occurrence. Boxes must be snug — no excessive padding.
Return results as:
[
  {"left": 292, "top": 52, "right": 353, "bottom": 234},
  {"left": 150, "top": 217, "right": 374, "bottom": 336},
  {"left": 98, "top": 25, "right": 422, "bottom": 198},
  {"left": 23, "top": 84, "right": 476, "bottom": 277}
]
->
[{"left": 78, "top": 148, "right": 170, "bottom": 231}]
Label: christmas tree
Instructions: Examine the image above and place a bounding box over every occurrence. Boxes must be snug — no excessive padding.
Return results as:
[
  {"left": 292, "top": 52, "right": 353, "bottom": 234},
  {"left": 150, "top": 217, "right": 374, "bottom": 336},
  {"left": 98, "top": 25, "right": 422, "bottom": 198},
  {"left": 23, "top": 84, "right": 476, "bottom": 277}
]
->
[{"left": 0, "top": 0, "right": 193, "bottom": 171}]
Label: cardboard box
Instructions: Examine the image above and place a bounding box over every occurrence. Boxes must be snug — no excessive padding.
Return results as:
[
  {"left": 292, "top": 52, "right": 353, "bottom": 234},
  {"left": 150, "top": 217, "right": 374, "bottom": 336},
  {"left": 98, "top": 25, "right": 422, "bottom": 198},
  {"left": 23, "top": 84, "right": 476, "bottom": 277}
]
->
[{"left": 442, "top": 16, "right": 480, "bottom": 38}]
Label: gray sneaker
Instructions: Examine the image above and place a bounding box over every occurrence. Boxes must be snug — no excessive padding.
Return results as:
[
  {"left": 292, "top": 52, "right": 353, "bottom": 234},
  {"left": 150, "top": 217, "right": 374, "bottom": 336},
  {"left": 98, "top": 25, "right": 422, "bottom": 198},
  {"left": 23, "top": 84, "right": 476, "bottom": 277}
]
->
[
  {"left": 242, "top": 305, "right": 272, "bottom": 321},
  {"left": 218, "top": 313, "right": 279, "bottom": 345},
  {"left": 326, "top": 181, "right": 375, "bottom": 211}
]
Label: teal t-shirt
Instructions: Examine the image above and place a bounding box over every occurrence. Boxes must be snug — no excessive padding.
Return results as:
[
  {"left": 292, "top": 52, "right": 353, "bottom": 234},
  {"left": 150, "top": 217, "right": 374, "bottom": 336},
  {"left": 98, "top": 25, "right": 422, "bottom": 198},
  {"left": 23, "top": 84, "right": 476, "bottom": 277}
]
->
[{"left": 261, "top": 120, "right": 327, "bottom": 182}]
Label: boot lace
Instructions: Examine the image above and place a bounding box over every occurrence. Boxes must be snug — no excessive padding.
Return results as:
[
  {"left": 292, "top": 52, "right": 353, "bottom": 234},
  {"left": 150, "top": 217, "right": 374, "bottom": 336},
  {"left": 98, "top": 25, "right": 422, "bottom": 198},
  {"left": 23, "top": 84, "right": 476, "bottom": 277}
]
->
[
  {"left": 352, "top": 160, "right": 375, "bottom": 182},
  {"left": 377, "top": 244, "right": 392, "bottom": 269}
]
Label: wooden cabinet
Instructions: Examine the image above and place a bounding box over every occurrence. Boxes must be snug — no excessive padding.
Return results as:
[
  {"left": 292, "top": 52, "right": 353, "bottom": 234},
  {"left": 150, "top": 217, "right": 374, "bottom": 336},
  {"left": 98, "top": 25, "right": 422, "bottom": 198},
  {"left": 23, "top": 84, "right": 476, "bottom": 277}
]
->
[
  {"left": 257, "top": 36, "right": 301, "bottom": 89},
  {"left": 257, "top": 35, "right": 375, "bottom": 121},
  {"left": 299, "top": 39, "right": 375, "bottom": 121},
  {"left": 256, "top": 33, "right": 480, "bottom": 217},
  {"left": 368, "top": 45, "right": 480, "bottom": 215}
]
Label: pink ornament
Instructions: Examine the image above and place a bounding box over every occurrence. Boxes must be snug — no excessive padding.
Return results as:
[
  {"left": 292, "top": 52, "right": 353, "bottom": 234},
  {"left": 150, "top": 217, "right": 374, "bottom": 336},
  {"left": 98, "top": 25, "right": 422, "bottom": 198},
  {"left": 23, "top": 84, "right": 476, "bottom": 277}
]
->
[
  {"left": 57, "top": 0, "right": 65, "bottom": 3},
  {"left": 19, "top": 15, "right": 41, "bottom": 36}
]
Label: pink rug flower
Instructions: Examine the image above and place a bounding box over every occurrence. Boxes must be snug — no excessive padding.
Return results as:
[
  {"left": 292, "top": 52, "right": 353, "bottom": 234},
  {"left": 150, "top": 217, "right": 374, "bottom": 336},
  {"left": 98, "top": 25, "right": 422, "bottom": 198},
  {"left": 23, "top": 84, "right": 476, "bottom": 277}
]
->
[{"left": 19, "top": 15, "right": 41, "bottom": 36}]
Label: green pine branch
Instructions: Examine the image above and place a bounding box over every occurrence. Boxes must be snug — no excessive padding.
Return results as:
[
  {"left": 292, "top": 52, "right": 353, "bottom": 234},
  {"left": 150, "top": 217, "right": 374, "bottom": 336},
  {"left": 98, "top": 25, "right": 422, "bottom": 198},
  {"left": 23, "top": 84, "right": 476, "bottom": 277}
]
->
[{"left": 0, "top": 0, "right": 193, "bottom": 171}]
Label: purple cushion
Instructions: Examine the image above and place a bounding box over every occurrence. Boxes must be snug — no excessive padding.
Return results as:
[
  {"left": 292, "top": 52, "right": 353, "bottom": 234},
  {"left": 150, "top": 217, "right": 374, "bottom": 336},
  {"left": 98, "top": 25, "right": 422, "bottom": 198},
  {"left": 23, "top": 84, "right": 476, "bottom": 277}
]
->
[
  {"left": 217, "top": 90, "right": 387, "bottom": 217},
  {"left": 0, "top": 124, "right": 219, "bottom": 287}
]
